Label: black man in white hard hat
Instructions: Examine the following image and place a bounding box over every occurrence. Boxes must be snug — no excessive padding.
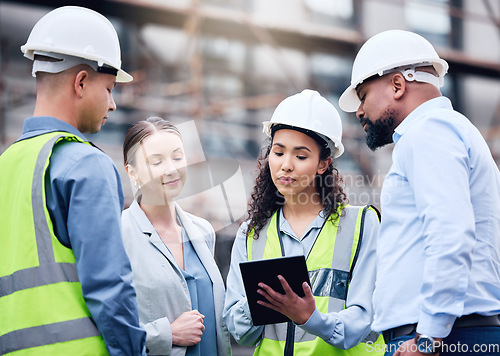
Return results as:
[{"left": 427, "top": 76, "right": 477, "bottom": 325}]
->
[{"left": 339, "top": 29, "right": 500, "bottom": 356}]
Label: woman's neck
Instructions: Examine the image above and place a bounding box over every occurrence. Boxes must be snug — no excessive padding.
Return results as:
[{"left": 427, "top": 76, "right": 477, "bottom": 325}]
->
[
  {"left": 282, "top": 199, "right": 323, "bottom": 220},
  {"left": 139, "top": 201, "right": 177, "bottom": 231},
  {"left": 281, "top": 192, "right": 324, "bottom": 239},
  {"left": 140, "top": 200, "right": 185, "bottom": 269},
  {"left": 283, "top": 185, "right": 323, "bottom": 216}
]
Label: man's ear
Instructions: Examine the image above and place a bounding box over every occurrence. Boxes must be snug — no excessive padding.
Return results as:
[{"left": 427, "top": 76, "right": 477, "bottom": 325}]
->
[
  {"left": 317, "top": 156, "right": 332, "bottom": 175},
  {"left": 391, "top": 73, "right": 406, "bottom": 100},
  {"left": 74, "top": 70, "right": 89, "bottom": 97}
]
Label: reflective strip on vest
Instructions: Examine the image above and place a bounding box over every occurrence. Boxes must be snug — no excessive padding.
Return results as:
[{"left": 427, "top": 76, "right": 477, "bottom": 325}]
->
[
  {"left": 0, "top": 133, "right": 107, "bottom": 355},
  {"left": 0, "top": 263, "right": 79, "bottom": 298},
  {"left": 247, "top": 206, "right": 385, "bottom": 355},
  {"left": 311, "top": 205, "right": 361, "bottom": 313},
  {"left": 0, "top": 318, "right": 101, "bottom": 355}
]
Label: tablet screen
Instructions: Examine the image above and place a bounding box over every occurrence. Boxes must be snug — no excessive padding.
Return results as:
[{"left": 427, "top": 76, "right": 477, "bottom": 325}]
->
[{"left": 239, "top": 255, "right": 311, "bottom": 325}]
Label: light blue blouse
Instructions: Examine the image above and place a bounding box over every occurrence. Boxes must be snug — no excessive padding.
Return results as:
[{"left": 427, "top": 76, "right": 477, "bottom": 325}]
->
[
  {"left": 180, "top": 227, "right": 218, "bottom": 356},
  {"left": 223, "top": 207, "right": 380, "bottom": 349}
]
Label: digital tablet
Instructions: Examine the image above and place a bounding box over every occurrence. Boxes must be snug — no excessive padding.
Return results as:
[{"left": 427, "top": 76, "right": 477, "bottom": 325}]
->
[{"left": 239, "top": 255, "right": 311, "bottom": 326}]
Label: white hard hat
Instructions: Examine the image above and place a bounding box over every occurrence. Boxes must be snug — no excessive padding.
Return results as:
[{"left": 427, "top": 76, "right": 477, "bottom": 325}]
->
[
  {"left": 339, "top": 30, "right": 448, "bottom": 112},
  {"left": 263, "top": 89, "right": 344, "bottom": 158},
  {"left": 21, "top": 6, "right": 132, "bottom": 83}
]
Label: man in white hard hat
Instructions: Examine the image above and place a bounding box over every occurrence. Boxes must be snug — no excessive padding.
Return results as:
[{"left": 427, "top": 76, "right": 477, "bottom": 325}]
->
[
  {"left": 339, "top": 30, "right": 500, "bottom": 356},
  {"left": 0, "top": 6, "right": 146, "bottom": 355}
]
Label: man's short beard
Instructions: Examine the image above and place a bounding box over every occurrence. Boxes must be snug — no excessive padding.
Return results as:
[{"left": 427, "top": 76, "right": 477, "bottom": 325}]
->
[{"left": 364, "top": 111, "right": 396, "bottom": 151}]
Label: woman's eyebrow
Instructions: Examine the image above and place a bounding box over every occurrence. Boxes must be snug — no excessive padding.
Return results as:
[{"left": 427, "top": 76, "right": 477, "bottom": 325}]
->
[{"left": 272, "top": 142, "right": 311, "bottom": 152}]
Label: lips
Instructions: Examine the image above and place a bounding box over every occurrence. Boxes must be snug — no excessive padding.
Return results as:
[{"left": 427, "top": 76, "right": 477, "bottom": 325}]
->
[
  {"left": 278, "top": 176, "right": 295, "bottom": 185},
  {"left": 163, "top": 179, "right": 180, "bottom": 186}
]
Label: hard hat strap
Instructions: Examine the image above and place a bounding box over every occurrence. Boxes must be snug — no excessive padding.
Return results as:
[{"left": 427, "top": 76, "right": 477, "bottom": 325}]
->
[
  {"left": 383, "top": 64, "right": 441, "bottom": 88},
  {"left": 32, "top": 51, "right": 116, "bottom": 78},
  {"left": 97, "top": 65, "right": 118, "bottom": 76},
  {"left": 400, "top": 67, "right": 441, "bottom": 88}
]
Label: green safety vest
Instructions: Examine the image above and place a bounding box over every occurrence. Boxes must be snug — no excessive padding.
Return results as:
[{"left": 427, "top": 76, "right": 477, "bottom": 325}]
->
[
  {"left": 0, "top": 132, "right": 108, "bottom": 355},
  {"left": 246, "top": 205, "right": 385, "bottom": 356}
]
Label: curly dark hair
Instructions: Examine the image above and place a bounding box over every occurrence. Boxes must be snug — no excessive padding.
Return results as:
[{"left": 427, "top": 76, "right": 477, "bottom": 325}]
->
[{"left": 245, "top": 138, "right": 348, "bottom": 239}]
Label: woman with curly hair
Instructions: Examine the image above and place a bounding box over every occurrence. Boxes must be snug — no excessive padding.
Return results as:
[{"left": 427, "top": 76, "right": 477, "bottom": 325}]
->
[{"left": 223, "top": 90, "right": 384, "bottom": 356}]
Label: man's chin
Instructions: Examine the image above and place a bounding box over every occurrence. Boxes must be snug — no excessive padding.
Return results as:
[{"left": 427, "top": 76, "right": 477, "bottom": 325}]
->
[{"left": 366, "top": 133, "right": 393, "bottom": 151}]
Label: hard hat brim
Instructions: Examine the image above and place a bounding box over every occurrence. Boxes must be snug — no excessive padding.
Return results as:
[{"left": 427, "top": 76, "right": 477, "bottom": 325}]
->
[
  {"left": 333, "top": 142, "right": 344, "bottom": 158},
  {"left": 338, "top": 85, "right": 360, "bottom": 113},
  {"left": 117, "top": 68, "right": 133, "bottom": 83}
]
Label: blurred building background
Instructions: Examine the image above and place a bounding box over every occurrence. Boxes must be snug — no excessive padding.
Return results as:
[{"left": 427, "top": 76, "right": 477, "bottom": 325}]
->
[{"left": 1, "top": 0, "right": 499, "bottom": 353}]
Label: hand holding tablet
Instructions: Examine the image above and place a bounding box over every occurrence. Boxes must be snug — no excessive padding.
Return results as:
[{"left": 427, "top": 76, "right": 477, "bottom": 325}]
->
[{"left": 239, "top": 256, "right": 313, "bottom": 325}]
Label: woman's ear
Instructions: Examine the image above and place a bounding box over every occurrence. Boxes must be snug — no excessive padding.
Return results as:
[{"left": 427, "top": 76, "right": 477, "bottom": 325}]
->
[
  {"left": 317, "top": 156, "right": 332, "bottom": 175},
  {"left": 125, "top": 164, "right": 138, "bottom": 181}
]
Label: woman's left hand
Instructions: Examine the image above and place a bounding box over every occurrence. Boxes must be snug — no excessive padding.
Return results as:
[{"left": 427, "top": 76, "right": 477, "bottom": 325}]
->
[{"left": 257, "top": 275, "right": 316, "bottom": 325}]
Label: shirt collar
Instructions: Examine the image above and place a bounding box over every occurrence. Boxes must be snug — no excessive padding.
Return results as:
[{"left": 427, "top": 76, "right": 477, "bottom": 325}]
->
[
  {"left": 393, "top": 96, "right": 453, "bottom": 144},
  {"left": 19, "top": 116, "right": 87, "bottom": 142},
  {"left": 278, "top": 207, "right": 326, "bottom": 240}
]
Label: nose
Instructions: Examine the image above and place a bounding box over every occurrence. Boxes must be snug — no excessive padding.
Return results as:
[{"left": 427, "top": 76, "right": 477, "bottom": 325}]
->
[
  {"left": 109, "top": 94, "right": 117, "bottom": 112},
  {"left": 281, "top": 155, "right": 293, "bottom": 172},
  {"left": 163, "top": 160, "right": 177, "bottom": 176},
  {"left": 356, "top": 103, "right": 364, "bottom": 121}
]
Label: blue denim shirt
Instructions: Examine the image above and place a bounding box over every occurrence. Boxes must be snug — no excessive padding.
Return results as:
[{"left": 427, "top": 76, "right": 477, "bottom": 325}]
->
[{"left": 18, "top": 116, "right": 147, "bottom": 355}]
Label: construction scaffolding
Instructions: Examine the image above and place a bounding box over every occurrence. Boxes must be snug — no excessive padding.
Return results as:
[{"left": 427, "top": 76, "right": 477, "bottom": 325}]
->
[{"left": 1, "top": 0, "right": 499, "bottom": 273}]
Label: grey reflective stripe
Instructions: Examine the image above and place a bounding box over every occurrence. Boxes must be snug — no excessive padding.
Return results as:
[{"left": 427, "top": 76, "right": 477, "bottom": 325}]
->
[
  {"left": 328, "top": 206, "right": 360, "bottom": 313},
  {"left": 0, "top": 317, "right": 100, "bottom": 354},
  {"left": 332, "top": 207, "right": 359, "bottom": 270},
  {"left": 32, "top": 134, "right": 65, "bottom": 265},
  {"left": 308, "top": 268, "right": 349, "bottom": 299},
  {"left": 263, "top": 322, "right": 381, "bottom": 344},
  {"left": 262, "top": 321, "right": 318, "bottom": 343},
  {"left": 262, "top": 322, "right": 287, "bottom": 341},
  {"left": 248, "top": 218, "right": 271, "bottom": 261},
  {"left": 0, "top": 262, "right": 79, "bottom": 298}
]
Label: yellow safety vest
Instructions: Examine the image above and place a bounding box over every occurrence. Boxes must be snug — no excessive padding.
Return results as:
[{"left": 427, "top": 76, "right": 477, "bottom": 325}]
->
[
  {"left": 0, "top": 132, "right": 108, "bottom": 355},
  {"left": 246, "top": 206, "right": 385, "bottom": 356}
]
